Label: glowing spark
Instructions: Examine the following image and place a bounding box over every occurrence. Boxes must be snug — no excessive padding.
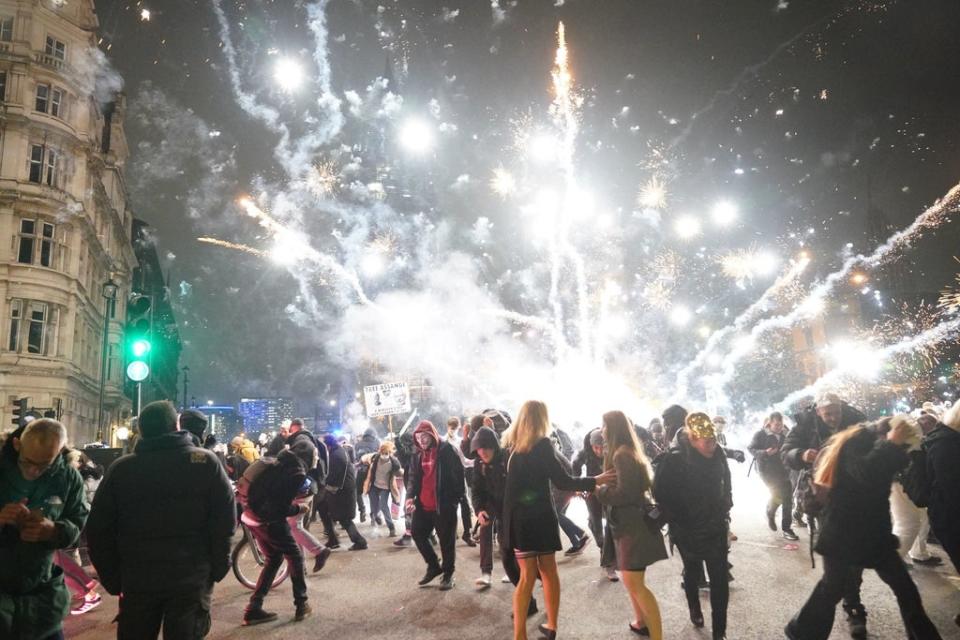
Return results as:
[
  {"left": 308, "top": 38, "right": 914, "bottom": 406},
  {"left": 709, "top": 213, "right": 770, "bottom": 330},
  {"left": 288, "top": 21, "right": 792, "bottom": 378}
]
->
[
  {"left": 674, "top": 215, "right": 702, "bottom": 239},
  {"left": 274, "top": 57, "right": 305, "bottom": 93},
  {"left": 638, "top": 177, "right": 668, "bottom": 209},
  {"left": 711, "top": 200, "right": 739, "bottom": 226},
  {"left": 197, "top": 237, "right": 266, "bottom": 257},
  {"left": 670, "top": 305, "right": 693, "bottom": 327},
  {"left": 399, "top": 118, "right": 434, "bottom": 154},
  {"left": 938, "top": 259, "right": 960, "bottom": 313},
  {"left": 490, "top": 167, "right": 517, "bottom": 198},
  {"left": 140, "top": 8, "right": 151, "bottom": 21}
]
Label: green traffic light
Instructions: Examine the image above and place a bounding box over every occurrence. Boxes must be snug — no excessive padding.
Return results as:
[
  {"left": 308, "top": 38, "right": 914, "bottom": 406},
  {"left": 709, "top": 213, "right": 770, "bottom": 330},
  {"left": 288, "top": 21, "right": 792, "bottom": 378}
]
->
[{"left": 131, "top": 339, "right": 152, "bottom": 358}]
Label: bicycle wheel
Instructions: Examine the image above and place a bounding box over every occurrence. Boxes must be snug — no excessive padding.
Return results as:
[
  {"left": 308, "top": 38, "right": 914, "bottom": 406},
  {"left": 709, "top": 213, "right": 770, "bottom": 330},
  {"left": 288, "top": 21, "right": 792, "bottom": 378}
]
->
[{"left": 231, "top": 535, "right": 289, "bottom": 589}]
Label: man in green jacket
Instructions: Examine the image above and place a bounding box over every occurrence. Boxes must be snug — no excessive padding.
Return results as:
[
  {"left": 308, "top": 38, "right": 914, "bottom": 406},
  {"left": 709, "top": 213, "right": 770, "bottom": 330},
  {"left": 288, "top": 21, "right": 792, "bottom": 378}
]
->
[{"left": 0, "top": 418, "right": 87, "bottom": 640}]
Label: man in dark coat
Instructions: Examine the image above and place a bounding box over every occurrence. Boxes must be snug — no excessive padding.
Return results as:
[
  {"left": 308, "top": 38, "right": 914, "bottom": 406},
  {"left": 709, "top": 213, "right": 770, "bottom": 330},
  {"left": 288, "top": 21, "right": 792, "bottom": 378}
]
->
[
  {"left": 924, "top": 405, "right": 960, "bottom": 629},
  {"left": 1, "top": 419, "right": 88, "bottom": 640},
  {"left": 354, "top": 427, "right": 381, "bottom": 523},
  {"left": 782, "top": 391, "right": 869, "bottom": 638},
  {"left": 237, "top": 446, "right": 314, "bottom": 625},
  {"left": 406, "top": 420, "right": 464, "bottom": 590},
  {"left": 654, "top": 413, "right": 732, "bottom": 640},
  {"left": 322, "top": 434, "right": 367, "bottom": 550},
  {"left": 748, "top": 411, "right": 798, "bottom": 540},
  {"left": 86, "top": 401, "right": 235, "bottom": 639}
]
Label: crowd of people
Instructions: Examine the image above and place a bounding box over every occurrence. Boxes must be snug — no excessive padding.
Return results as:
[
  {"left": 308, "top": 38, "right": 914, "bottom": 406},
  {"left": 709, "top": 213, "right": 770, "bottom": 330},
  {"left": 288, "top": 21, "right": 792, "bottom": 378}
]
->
[{"left": 1, "top": 390, "right": 959, "bottom": 639}]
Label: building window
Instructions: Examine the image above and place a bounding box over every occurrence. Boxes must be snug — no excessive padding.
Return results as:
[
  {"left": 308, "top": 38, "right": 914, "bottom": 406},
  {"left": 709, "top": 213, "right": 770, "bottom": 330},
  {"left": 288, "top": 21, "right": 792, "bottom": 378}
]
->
[
  {"left": 0, "top": 72, "right": 6, "bottom": 102},
  {"left": 45, "top": 149, "right": 57, "bottom": 186},
  {"left": 17, "top": 219, "right": 57, "bottom": 268},
  {"left": 45, "top": 36, "right": 65, "bottom": 61},
  {"left": 29, "top": 144, "right": 43, "bottom": 183},
  {"left": 28, "top": 144, "right": 60, "bottom": 187},
  {"left": 51, "top": 88, "right": 63, "bottom": 118},
  {"left": 0, "top": 17, "right": 13, "bottom": 42},
  {"left": 35, "top": 84, "right": 49, "bottom": 112},
  {"left": 8, "top": 299, "right": 20, "bottom": 351},
  {"left": 7, "top": 299, "right": 57, "bottom": 355}
]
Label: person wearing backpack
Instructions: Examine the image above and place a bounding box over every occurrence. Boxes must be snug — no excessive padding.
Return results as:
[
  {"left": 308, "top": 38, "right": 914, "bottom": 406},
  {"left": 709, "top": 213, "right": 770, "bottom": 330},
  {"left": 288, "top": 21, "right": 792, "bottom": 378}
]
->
[
  {"left": 924, "top": 402, "right": 960, "bottom": 630},
  {"left": 237, "top": 444, "right": 319, "bottom": 626},
  {"left": 785, "top": 417, "right": 943, "bottom": 640},
  {"left": 782, "top": 391, "right": 868, "bottom": 639}
]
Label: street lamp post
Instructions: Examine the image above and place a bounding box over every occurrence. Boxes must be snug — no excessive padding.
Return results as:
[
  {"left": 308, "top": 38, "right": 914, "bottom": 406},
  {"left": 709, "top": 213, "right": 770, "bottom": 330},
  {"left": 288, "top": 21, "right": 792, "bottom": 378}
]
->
[
  {"left": 182, "top": 365, "right": 190, "bottom": 411},
  {"left": 96, "top": 279, "right": 119, "bottom": 443}
]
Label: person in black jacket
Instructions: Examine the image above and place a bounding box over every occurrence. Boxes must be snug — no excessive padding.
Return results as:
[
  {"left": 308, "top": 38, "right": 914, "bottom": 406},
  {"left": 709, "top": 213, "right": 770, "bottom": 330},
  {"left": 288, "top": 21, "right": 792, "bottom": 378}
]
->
[
  {"left": 653, "top": 413, "right": 732, "bottom": 640},
  {"left": 392, "top": 428, "right": 418, "bottom": 547},
  {"left": 406, "top": 420, "right": 465, "bottom": 591},
  {"left": 785, "top": 418, "right": 943, "bottom": 640},
  {"left": 748, "top": 411, "right": 798, "bottom": 540},
  {"left": 503, "top": 401, "right": 612, "bottom": 640},
  {"left": 925, "top": 404, "right": 960, "bottom": 629},
  {"left": 237, "top": 445, "right": 315, "bottom": 625},
  {"left": 322, "top": 434, "right": 367, "bottom": 550},
  {"left": 86, "top": 401, "right": 235, "bottom": 639},
  {"left": 782, "top": 391, "right": 869, "bottom": 638},
  {"left": 179, "top": 409, "right": 208, "bottom": 447},
  {"left": 354, "top": 427, "right": 381, "bottom": 523},
  {"left": 573, "top": 428, "right": 617, "bottom": 579}
]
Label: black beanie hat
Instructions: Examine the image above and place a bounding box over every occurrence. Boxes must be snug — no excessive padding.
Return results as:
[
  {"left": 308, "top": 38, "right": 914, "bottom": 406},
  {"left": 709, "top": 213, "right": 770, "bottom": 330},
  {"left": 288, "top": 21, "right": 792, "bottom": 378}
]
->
[{"left": 470, "top": 426, "right": 500, "bottom": 453}]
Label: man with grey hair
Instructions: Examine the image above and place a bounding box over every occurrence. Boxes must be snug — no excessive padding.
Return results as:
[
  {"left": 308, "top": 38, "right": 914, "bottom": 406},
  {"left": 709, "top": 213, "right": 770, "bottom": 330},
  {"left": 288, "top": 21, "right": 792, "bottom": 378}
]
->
[
  {"left": 0, "top": 419, "right": 87, "bottom": 640},
  {"left": 87, "top": 401, "right": 235, "bottom": 639},
  {"left": 783, "top": 391, "right": 869, "bottom": 639}
]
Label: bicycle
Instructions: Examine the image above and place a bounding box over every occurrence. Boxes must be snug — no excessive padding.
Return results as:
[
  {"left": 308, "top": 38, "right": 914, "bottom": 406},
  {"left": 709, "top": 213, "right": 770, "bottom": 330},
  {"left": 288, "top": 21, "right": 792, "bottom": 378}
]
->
[{"left": 231, "top": 517, "right": 290, "bottom": 590}]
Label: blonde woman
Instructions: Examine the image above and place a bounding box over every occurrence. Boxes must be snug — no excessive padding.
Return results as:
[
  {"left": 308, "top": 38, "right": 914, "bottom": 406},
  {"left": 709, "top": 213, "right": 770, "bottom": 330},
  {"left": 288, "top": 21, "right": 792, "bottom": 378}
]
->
[
  {"left": 785, "top": 417, "right": 942, "bottom": 640},
  {"left": 597, "top": 411, "right": 667, "bottom": 639},
  {"left": 502, "top": 401, "right": 615, "bottom": 640}
]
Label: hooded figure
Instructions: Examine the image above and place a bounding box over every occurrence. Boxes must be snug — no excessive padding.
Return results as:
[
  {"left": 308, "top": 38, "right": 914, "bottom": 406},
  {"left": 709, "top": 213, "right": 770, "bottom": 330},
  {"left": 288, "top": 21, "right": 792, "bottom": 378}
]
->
[{"left": 406, "top": 420, "right": 465, "bottom": 589}]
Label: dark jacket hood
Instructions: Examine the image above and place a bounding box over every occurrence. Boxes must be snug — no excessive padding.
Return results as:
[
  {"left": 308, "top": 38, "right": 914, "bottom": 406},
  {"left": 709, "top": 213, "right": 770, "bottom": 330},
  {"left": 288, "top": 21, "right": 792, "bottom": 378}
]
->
[
  {"left": 323, "top": 433, "right": 340, "bottom": 451},
  {"left": 361, "top": 428, "right": 379, "bottom": 441},
  {"left": 135, "top": 431, "right": 195, "bottom": 453},
  {"left": 470, "top": 426, "right": 500, "bottom": 453},
  {"left": 414, "top": 420, "right": 441, "bottom": 450},
  {"left": 925, "top": 423, "right": 960, "bottom": 445}
]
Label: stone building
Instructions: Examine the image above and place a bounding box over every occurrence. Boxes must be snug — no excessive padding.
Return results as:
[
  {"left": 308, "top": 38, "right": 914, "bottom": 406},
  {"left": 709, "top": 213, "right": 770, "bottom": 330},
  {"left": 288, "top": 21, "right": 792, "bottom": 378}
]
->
[{"left": 0, "top": 0, "right": 137, "bottom": 443}]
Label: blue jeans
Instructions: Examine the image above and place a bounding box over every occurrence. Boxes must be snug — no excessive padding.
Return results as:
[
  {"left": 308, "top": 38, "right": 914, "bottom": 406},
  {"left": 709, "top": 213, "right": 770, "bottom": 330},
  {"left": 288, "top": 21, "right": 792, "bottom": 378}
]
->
[{"left": 369, "top": 486, "right": 395, "bottom": 532}]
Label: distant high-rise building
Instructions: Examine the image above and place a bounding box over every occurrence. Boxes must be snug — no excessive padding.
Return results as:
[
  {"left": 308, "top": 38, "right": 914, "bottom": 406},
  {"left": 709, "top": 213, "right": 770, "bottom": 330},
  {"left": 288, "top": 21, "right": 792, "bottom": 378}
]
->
[
  {"left": 238, "top": 397, "right": 295, "bottom": 434},
  {"left": 197, "top": 405, "right": 243, "bottom": 442}
]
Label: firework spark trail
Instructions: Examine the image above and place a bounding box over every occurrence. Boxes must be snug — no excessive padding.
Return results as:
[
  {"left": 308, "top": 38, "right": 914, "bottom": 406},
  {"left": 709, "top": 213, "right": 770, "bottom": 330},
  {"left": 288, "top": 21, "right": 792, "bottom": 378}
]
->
[
  {"left": 482, "top": 309, "right": 571, "bottom": 352},
  {"left": 197, "top": 237, "right": 267, "bottom": 257},
  {"left": 674, "top": 254, "right": 810, "bottom": 398},
  {"left": 210, "top": 1, "right": 287, "bottom": 140},
  {"left": 666, "top": 10, "right": 838, "bottom": 153},
  {"left": 237, "top": 198, "right": 375, "bottom": 306},
  {"left": 212, "top": 0, "right": 341, "bottom": 178},
  {"left": 773, "top": 316, "right": 960, "bottom": 411},
  {"left": 550, "top": 22, "right": 595, "bottom": 361},
  {"left": 704, "top": 181, "right": 960, "bottom": 400}
]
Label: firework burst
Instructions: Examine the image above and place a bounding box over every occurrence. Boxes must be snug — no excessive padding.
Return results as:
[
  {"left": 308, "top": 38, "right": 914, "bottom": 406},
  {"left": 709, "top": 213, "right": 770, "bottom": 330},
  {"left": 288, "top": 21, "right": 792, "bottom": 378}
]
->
[
  {"left": 938, "top": 258, "right": 960, "bottom": 313},
  {"left": 638, "top": 176, "right": 668, "bottom": 210},
  {"left": 490, "top": 166, "right": 517, "bottom": 198}
]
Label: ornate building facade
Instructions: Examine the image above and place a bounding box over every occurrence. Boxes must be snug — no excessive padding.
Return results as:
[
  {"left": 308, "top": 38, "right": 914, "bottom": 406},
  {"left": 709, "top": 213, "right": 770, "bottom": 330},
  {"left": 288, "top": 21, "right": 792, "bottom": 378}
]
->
[{"left": 0, "top": 0, "right": 137, "bottom": 444}]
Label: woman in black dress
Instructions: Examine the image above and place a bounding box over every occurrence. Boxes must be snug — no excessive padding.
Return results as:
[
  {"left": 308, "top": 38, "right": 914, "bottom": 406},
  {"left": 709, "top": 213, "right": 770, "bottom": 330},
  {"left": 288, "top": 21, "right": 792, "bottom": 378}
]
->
[{"left": 503, "top": 400, "right": 614, "bottom": 640}]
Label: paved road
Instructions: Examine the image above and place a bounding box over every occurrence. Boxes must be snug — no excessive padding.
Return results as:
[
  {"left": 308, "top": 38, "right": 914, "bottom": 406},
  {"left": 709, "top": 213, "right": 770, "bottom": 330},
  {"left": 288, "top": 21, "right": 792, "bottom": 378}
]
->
[{"left": 65, "top": 464, "right": 959, "bottom": 639}]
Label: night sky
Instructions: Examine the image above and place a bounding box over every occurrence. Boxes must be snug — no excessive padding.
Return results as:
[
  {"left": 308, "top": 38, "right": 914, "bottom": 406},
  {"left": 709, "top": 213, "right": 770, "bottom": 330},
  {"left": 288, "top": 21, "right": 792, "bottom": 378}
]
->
[{"left": 93, "top": 0, "right": 960, "bottom": 418}]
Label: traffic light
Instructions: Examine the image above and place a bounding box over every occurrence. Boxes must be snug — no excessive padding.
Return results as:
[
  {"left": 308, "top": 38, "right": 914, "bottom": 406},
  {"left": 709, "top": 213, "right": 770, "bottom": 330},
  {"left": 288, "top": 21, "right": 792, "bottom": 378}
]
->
[
  {"left": 125, "top": 294, "right": 152, "bottom": 383},
  {"left": 12, "top": 397, "right": 28, "bottom": 426}
]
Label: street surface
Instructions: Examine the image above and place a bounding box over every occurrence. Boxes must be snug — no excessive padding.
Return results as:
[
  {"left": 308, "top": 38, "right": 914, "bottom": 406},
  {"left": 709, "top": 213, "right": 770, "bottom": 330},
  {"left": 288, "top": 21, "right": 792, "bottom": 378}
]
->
[{"left": 65, "top": 464, "right": 959, "bottom": 639}]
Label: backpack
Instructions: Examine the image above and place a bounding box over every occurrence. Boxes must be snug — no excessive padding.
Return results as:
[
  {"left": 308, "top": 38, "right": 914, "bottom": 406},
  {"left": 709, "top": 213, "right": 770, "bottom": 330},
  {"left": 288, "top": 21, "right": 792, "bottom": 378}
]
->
[{"left": 900, "top": 447, "right": 931, "bottom": 508}]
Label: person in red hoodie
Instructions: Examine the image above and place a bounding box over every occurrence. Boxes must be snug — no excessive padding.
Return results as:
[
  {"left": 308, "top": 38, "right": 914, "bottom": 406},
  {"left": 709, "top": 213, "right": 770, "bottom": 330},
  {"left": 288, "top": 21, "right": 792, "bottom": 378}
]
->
[{"left": 405, "top": 420, "right": 465, "bottom": 591}]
